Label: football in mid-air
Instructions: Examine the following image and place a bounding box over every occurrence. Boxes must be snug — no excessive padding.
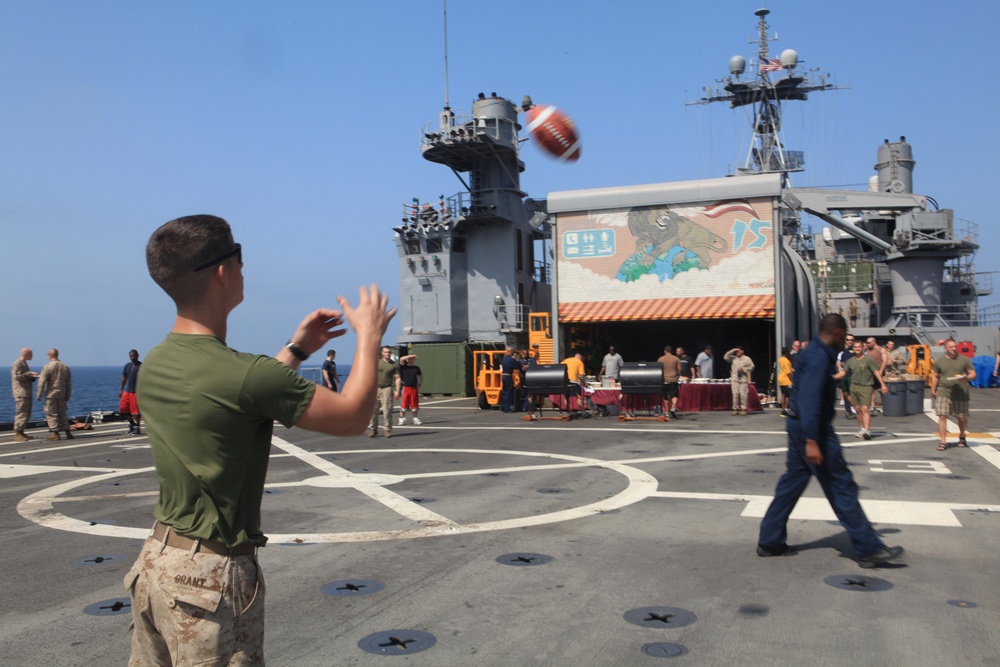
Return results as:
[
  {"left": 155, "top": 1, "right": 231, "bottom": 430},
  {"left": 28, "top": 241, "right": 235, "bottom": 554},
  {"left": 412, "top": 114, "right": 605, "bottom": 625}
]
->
[{"left": 525, "top": 104, "right": 581, "bottom": 162}]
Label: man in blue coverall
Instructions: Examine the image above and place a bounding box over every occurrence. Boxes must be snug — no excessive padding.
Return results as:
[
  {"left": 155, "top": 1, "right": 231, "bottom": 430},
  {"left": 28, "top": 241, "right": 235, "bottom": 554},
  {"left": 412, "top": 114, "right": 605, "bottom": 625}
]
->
[
  {"left": 500, "top": 347, "right": 519, "bottom": 412},
  {"left": 757, "top": 313, "right": 904, "bottom": 568}
]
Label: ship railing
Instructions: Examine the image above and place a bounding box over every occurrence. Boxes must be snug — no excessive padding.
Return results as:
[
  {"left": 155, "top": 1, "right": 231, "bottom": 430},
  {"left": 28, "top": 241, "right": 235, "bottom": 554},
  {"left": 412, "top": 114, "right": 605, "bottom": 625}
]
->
[
  {"left": 296, "top": 367, "right": 350, "bottom": 387},
  {"left": 896, "top": 304, "right": 985, "bottom": 329},
  {"left": 779, "top": 150, "right": 805, "bottom": 172},
  {"left": 904, "top": 316, "right": 933, "bottom": 347},
  {"left": 942, "top": 264, "right": 988, "bottom": 299},
  {"left": 439, "top": 189, "right": 524, "bottom": 223},
  {"left": 496, "top": 303, "right": 528, "bottom": 333},
  {"left": 420, "top": 113, "right": 521, "bottom": 153},
  {"left": 809, "top": 258, "right": 876, "bottom": 293},
  {"left": 533, "top": 259, "right": 550, "bottom": 285},
  {"left": 752, "top": 148, "right": 805, "bottom": 173},
  {"left": 400, "top": 189, "right": 528, "bottom": 226},
  {"left": 399, "top": 198, "right": 458, "bottom": 225},
  {"left": 974, "top": 271, "right": 994, "bottom": 296},
  {"left": 977, "top": 303, "right": 1000, "bottom": 327},
  {"left": 955, "top": 217, "right": 979, "bottom": 246}
]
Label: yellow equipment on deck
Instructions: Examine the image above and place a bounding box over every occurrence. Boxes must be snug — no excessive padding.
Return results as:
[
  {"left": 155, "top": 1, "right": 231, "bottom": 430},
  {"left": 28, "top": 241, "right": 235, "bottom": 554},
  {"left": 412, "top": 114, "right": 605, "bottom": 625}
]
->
[{"left": 906, "top": 344, "right": 933, "bottom": 384}]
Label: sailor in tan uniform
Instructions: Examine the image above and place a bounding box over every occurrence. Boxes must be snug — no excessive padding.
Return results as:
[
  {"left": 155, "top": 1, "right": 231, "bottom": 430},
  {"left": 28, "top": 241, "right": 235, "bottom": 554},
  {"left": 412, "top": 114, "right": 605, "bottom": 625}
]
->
[
  {"left": 36, "top": 348, "right": 72, "bottom": 440},
  {"left": 11, "top": 348, "right": 40, "bottom": 441},
  {"left": 724, "top": 345, "right": 756, "bottom": 415}
]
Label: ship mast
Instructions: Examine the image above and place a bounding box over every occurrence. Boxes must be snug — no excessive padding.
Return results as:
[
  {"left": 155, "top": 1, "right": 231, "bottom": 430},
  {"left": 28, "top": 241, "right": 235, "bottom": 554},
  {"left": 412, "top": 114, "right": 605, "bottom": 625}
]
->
[{"left": 687, "top": 7, "right": 846, "bottom": 183}]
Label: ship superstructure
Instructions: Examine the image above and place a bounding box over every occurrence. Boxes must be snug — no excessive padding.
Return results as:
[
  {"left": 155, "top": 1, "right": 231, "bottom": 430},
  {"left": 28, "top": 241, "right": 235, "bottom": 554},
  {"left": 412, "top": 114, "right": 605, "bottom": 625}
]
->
[
  {"left": 393, "top": 7, "right": 996, "bottom": 399},
  {"left": 393, "top": 93, "right": 551, "bottom": 394},
  {"left": 690, "top": 8, "right": 996, "bottom": 353}
]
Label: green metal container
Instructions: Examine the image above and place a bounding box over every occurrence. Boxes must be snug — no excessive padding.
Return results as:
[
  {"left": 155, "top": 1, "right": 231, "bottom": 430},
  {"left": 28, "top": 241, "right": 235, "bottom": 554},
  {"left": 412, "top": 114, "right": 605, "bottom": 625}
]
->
[{"left": 405, "top": 343, "right": 474, "bottom": 396}]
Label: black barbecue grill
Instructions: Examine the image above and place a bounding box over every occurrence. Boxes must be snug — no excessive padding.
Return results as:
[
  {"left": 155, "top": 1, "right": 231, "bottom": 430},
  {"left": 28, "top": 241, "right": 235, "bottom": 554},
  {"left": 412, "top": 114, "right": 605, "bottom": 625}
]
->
[
  {"left": 619, "top": 363, "right": 663, "bottom": 394},
  {"left": 524, "top": 365, "right": 570, "bottom": 395},
  {"left": 524, "top": 365, "right": 573, "bottom": 420},
  {"left": 618, "top": 362, "right": 667, "bottom": 420}
]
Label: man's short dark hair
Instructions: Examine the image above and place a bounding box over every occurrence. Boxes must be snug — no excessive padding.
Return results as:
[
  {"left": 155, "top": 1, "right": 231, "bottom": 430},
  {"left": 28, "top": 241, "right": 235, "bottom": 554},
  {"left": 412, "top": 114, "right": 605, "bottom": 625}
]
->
[
  {"left": 820, "top": 313, "right": 847, "bottom": 334},
  {"left": 146, "top": 215, "right": 233, "bottom": 304},
  {"left": 663, "top": 345, "right": 673, "bottom": 354}
]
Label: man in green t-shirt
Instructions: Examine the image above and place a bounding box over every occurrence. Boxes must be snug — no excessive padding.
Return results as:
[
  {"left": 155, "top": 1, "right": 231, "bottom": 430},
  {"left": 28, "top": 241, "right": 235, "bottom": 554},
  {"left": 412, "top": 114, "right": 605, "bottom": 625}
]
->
[
  {"left": 843, "top": 340, "right": 886, "bottom": 440},
  {"left": 931, "top": 339, "right": 976, "bottom": 450},
  {"left": 125, "top": 215, "right": 395, "bottom": 666},
  {"left": 369, "top": 345, "right": 399, "bottom": 437}
]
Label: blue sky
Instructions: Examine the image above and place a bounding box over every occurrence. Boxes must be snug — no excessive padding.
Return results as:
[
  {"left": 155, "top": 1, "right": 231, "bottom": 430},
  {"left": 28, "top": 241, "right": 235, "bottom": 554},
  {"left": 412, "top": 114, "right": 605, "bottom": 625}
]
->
[{"left": 2, "top": 0, "right": 997, "bottom": 365}]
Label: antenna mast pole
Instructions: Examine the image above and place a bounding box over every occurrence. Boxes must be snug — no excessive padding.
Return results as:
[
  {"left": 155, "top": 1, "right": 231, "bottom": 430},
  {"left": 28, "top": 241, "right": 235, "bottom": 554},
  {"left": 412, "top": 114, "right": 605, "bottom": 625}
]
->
[
  {"left": 756, "top": 8, "right": 770, "bottom": 63},
  {"left": 750, "top": 8, "right": 783, "bottom": 181},
  {"left": 442, "top": 0, "right": 450, "bottom": 110}
]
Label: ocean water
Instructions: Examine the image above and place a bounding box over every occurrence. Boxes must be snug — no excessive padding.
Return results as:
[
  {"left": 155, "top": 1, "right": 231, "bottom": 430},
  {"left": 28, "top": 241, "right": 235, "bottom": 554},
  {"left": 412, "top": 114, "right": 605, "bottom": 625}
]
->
[{"left": 1, "top": 364, "right": 350, "bottom": 423}]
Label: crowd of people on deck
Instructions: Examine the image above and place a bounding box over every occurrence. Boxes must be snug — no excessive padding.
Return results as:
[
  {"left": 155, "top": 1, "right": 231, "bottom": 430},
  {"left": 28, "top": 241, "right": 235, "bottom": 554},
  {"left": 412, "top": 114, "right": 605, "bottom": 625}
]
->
[
  {"left": 479, "top": 328, "right": 987, "bottom": 442},
  {"left": 6, "top": 220, "right": 995, "bottom": 666}
]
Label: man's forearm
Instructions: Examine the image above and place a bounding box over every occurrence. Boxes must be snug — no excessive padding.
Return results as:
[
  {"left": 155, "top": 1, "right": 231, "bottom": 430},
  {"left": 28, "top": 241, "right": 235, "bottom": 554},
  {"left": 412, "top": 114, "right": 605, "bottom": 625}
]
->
[{"left": 275, "top": 346, "right": 303, "bottom": 369}]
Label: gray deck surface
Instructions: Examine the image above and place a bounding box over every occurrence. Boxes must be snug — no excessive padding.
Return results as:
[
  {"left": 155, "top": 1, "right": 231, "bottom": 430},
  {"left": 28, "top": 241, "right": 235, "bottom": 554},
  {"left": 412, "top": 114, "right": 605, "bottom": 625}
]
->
[{"left": 2, "top": 391, "right": 999, "bottom": 666}]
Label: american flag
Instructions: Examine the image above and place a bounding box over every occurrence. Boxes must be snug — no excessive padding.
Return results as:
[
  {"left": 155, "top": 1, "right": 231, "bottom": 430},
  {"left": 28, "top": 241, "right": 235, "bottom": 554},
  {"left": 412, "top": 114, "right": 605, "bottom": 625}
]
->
[
  {"left": 760, "top": 58, "right": 783, "bottom": 72},
  {"left": 702, "top": 199, "right": 759, "bottom": 219}
]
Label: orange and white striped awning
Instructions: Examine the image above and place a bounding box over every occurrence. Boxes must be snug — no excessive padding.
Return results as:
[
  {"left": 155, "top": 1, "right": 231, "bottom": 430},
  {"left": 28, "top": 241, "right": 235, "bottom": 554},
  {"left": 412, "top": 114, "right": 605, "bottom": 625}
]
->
[{"left": 559, "top": 294, "right": 775, "bottom": 323}]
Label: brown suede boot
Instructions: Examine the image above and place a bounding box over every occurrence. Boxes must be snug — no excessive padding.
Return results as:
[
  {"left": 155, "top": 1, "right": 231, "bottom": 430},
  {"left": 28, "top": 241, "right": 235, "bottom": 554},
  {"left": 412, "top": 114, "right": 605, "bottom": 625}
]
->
[
  {"left": 64, "top": 430, "right": 74, "bottom": 440},
  {"left": 14, "top": 431, "right": 31, "bottom": 442},
  {"left": 46, "top": 431, "right": 61, "bottom": 441}
]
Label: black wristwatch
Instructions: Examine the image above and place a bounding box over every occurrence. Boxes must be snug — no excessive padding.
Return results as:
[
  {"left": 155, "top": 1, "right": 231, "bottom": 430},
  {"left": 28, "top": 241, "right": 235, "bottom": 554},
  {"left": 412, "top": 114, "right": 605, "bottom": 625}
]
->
[{"left": 285, "top": 341, "right": 309, "bottom": 361}]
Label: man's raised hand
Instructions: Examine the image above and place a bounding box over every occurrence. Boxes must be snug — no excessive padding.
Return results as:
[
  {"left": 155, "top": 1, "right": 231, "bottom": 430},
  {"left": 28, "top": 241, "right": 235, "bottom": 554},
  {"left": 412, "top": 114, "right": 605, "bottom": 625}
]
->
[{"left": 338, "top": 284, "right": 396, "bottom": 342}]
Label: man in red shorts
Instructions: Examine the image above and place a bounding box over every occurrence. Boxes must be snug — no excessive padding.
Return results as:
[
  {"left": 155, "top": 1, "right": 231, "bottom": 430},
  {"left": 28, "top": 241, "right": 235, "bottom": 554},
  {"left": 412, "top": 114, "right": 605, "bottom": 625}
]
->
[
  {"left": 397, "top": 354, "right": 423, "bottom": 426},
  {"left": 119, "top": 349, "right": 142, "bottom": 435}
]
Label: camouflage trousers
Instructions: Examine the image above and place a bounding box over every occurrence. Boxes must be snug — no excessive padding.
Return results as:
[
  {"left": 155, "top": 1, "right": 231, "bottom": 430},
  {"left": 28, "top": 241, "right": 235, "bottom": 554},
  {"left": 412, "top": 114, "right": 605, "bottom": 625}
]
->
[
  {"left": 731, "top": 381, "right": 750, "bottom": 411},
  {"left": 44, "top": 396, "right": 68, "bottom": 432},
  {"left": 13, "top": 397, "right": 32, "bottom": 432},
  {"left": 369, "top": 386, "right": 394, "bottom": 434},
  {"left": 125, "top": 536, "right": 265, "bottom": 666}
]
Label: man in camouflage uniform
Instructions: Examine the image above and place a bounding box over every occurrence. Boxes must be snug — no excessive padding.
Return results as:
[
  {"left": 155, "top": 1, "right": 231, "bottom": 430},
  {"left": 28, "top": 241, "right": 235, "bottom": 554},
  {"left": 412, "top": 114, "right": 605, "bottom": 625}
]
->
[
  {"left": 883, "top": 340, "right": 905, "bottom": 380},
  {"left": 369, "top": 345, "right": 399, "bottom": 436},
  {"left": 36, "top": 348, "right": 72, "bottom": 440},
  {"left": 10, "top": 348, "right": 39, "bottom": 441},
  {"left": 125, "top": 215, "right": 394, "bottom": 666},
  {"left": 724, "top": 345, "right": 755, "bottom": 415}
]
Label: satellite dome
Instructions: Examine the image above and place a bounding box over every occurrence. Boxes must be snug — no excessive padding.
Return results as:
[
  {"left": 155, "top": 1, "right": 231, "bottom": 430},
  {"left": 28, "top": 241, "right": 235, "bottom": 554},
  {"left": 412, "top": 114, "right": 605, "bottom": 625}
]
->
[
  {"left": 779, "top": 49, "right": 798, "bottom": 70},
  {"left": 729, "top": 55, "right": 746, "bottom": 76}
]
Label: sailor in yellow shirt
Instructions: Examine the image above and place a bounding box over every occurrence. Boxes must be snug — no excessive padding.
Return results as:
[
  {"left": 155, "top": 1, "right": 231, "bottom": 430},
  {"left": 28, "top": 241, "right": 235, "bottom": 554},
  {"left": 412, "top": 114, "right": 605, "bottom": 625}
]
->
[
  {"left": 778, "top": 347, "right": 793, "bottom": 416},
  {"left": 560, "top": 352, "right": 586, "bottom": 411}
]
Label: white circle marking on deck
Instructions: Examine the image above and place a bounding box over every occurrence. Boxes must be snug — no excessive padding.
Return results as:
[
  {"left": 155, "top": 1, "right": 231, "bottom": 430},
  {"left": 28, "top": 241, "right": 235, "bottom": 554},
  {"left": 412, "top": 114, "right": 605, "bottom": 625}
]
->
[{"left": 16, "top": 446, "right": 658, "bottom": 543}]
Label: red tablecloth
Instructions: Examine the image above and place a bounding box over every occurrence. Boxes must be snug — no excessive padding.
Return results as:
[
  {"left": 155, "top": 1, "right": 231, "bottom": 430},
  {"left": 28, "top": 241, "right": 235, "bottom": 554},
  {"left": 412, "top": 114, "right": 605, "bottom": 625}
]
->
[
  {"left": 620, "top": 394, "right": 663, "bottom": 412},
  {"left": 676, "top": 383, "right": 762, "bottom": 412},
  {"left": 588, "top": 389, "right": 621, "bottom": 406},
  {"left": 548, "top": 393, "right": 583, "bottom": 411},
  {"left": 549, "top": 384, "right": 762, "bottom": 412},
  {"left": 548, "top": 388, "right": 621, "bottom": 411}
]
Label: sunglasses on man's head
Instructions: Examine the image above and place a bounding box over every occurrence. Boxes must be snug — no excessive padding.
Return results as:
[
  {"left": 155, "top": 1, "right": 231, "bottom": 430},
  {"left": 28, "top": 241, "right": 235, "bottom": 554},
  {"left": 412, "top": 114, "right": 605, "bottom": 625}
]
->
[{"left": 193, "top": 243, "right": 242, "bottom": 272}]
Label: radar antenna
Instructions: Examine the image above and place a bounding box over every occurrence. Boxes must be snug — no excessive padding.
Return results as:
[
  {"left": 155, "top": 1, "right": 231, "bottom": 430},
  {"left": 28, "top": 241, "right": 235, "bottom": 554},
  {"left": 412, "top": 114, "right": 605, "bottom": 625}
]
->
[{"left": 686, "top": 7, "right": 847, "bottom": 182}]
